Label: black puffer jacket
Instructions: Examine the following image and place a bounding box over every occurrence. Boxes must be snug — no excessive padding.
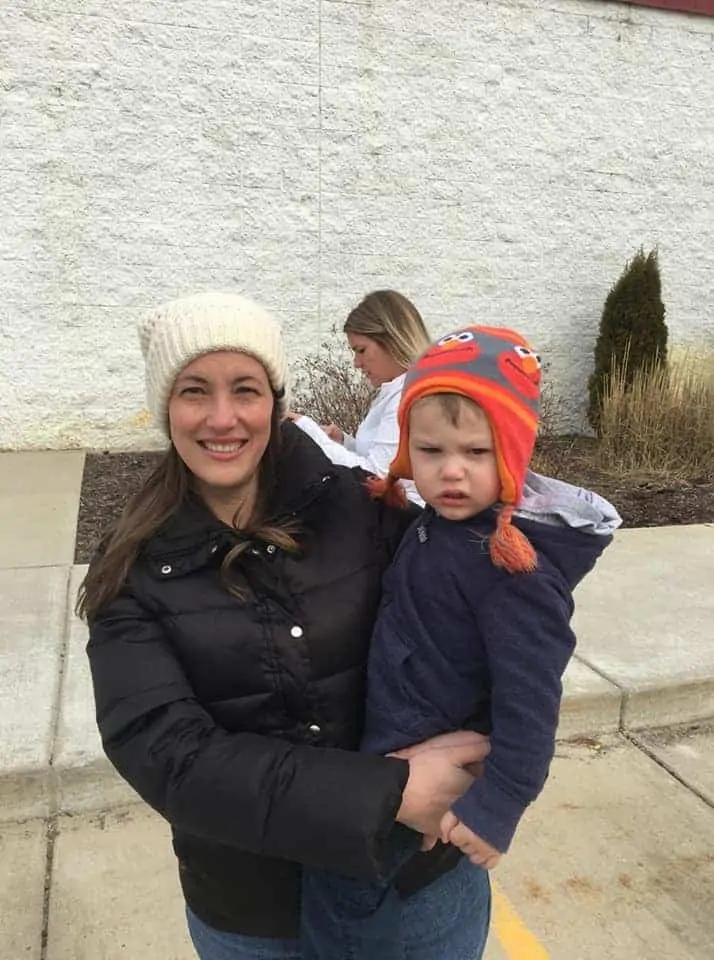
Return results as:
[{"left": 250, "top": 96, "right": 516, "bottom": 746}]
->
[{"left": 87, "top": 424, "right": 459, "bottom": 937}]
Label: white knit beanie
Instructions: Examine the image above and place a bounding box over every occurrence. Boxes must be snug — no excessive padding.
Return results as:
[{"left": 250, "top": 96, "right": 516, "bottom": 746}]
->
[{"left": 138, "top": 291, "right": 290, "bottom": 434}]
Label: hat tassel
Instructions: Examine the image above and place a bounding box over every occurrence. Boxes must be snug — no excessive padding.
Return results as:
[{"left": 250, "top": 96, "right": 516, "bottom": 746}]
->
[
  {"left": 490, "top": 505, "right": 538, "bottom": 574},
  {"left": 365, "top": 473, "right": 408, "bottom": 508}
]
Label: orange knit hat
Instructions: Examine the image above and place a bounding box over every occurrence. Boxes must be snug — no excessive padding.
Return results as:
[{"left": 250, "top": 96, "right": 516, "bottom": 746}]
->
[{"left": 369, "top": 325, "right": 542, "bottom": 573}]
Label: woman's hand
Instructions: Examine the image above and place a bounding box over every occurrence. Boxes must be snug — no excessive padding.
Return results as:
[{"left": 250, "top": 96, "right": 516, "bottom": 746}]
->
[
  {"left": 394, "top": 735, "right": 490, "bottom": 837},
  {"left": 390, "top": 730, "right": 490, "bottom": 779},
  {"left": 320, "top": 422, "right": 344, "bottom": 443},
  {"left": 390, "top": 730, "right": 490, "bottom": 760}
]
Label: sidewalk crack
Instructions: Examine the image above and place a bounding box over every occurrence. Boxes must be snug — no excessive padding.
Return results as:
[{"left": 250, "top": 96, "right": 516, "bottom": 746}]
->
[
  {"left": 40, "top": 816, "right": 58, "bottom": 960},
  {"left": 626, "top": 729, "right": 714, "bottom": 812},
  {"left": 48, "top": 567, "right": 73, "bottom": 810}
]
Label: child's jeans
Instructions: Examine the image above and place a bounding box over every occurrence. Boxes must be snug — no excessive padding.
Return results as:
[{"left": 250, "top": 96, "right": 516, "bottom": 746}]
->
[{"left": 300, "top": 829, "right": 491, "bottom": 960}]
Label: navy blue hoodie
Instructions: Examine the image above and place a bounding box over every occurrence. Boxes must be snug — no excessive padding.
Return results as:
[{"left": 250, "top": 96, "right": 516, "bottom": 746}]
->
[{"left": 361, "top": 472, "right": 621, "bottom": 854}]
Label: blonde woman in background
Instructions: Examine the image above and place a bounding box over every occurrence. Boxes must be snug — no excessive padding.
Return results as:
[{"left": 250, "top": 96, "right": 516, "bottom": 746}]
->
[{"left": 293, "top": 290, "right": 430, "bottom": 503}]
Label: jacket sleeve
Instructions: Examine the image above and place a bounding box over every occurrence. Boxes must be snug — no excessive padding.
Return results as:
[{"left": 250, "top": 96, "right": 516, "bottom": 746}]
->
[
  {"left": 294, "top": 414, "right": 423, "bottom": 506},
  {"left": 294, "top": 413, "right": 397, "bottom": 478},
  {"left": 451, "top": 571, "right": 576, "bottom": 852},
  {"left": 86, "top": 582, "right": 409, "bottom": 880}
]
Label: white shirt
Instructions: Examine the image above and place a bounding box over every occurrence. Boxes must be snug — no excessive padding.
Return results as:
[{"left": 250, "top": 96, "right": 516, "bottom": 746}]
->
[{"left": 295, "top": 374, "right": 423, "bottom": 505}]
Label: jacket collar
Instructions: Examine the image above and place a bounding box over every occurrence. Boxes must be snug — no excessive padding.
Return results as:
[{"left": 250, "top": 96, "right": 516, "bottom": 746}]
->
[{"left": 142, "top": 422, "right": 338, "bottom": 561}]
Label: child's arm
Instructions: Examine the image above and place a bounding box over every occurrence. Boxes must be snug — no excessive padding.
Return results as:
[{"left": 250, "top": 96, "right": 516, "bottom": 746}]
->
[{"left": 451, "top": 570, "right": 576, "bottom": 854}]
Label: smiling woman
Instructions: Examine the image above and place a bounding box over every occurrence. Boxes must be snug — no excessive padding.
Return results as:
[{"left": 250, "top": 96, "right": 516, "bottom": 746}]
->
[
  {"left": 75, "top": 290, "right": 492, "bottom": 960},
  {"left": 169, "top": 353, "right": 275, "bottom": 526}
]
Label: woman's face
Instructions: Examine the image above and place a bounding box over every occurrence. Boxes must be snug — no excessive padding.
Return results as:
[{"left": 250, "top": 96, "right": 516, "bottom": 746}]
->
[
  {"left": 169, "top": 351, "right": 274, "bottom": 520},
  {"left": 347, "top": 332, "right": 404, "bottom": 388}
]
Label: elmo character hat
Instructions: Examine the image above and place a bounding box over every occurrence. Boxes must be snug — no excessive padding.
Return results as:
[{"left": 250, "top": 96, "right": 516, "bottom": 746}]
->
[{"left": 370, "top": 325, "right": 542, "bottom": 573}]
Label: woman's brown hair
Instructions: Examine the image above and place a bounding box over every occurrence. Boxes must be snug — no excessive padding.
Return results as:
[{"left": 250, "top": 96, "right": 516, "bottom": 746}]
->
[
  {"left": 343, "top": 290, "right": 430, "bottom": 370},
  {"left": 76, "top": 404, "right": 299, "bottom": 622}
]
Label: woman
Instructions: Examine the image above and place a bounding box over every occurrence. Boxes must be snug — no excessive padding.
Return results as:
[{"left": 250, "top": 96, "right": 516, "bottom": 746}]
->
[
  {"left": 293, "top": 290, "right": 429, "bottom": 502},
  {"left": 78, "top": 291, "right": 490, "bottom": 959}
]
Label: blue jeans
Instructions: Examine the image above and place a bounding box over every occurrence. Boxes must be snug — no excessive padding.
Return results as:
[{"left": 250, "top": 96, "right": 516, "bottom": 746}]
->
[
  {"left": 300, "top": 826, "right": 422, "bottom": 959},
  {"left": 187, "top": 855, "right": 491, "bottom": 960},
  {"left": 187, "top": 910, "right": 301, "bottom": 960}
]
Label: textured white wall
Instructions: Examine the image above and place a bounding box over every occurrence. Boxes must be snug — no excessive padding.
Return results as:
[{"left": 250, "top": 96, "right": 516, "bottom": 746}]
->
[{"left": 1, "top": 0, "right": 713, "bottom": 449}]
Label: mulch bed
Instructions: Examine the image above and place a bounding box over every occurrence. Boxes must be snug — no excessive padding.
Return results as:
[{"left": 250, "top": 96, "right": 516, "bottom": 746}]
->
[
  {"left": 76, "top": 452, "right": 163, "bottom": 563},
  {"left": 532, "top": 437, "right": 714, "bottom": 530},
  {"left": 74, "top": 446, "right": 714, "bottom": 564}
]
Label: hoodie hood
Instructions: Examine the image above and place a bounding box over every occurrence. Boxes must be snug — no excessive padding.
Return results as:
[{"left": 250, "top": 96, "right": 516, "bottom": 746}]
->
[{"left": 512, "top": 470, "right": 622, "bottom": 588}]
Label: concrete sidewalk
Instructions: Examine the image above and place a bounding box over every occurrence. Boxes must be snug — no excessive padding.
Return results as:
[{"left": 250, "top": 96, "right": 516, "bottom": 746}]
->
[
  {"left": 1, "top": 450, "right": 713, "bottom": 824},
  {"left": 5, "top": 731, "right": 714, "bottom": 960}
]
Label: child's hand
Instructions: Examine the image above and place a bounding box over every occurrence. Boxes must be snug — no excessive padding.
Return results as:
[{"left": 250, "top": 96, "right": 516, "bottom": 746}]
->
[{"left": 439, "top": 813, "right": 502, "bottom": 869}]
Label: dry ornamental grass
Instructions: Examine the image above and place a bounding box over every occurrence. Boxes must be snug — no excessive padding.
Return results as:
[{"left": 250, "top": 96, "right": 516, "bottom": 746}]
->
[{"left": 598, "top": 348, "right": 714, "bottom": 482}]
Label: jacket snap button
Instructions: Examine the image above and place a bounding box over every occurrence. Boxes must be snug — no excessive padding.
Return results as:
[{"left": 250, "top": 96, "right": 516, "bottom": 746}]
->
[
  {"left": 266, "top": 545, "right": 276, "bottom": 555},
  {"left": 210, "top": 544, "right": 218, "bottom": 554},
  {"left": 290, "top": 625, "right": 304, "bottom": 638},
  {"left": 161, "top": 564, "right": 172, "bottom": 575},
  {"left": 308, "top": 723, "right": 321, "bottom": 735}
]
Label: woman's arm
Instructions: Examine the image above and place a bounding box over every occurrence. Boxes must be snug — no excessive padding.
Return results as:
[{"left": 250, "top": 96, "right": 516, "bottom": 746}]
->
[
  {"left": 87, "top": 582, "right": 406, "bottom": 879},
  {"left": 87, "top": 583, "right": 482, "bottom": 878},
  {"left": 296, "top": 414, "right": 423, "bottom": 505},
  {"left": 294, "top": 413, "right": 396, "bottom": 477}
]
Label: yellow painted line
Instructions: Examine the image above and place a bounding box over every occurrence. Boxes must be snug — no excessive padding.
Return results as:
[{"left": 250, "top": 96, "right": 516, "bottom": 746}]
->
[{"left": 492, "top": 883, "right": 551, "bottom": 959}]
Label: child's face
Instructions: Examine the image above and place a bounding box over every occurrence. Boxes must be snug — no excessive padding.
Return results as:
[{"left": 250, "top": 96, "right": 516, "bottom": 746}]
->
[{"left": 408, "top": 397, "right": 500, "bottom": 521}]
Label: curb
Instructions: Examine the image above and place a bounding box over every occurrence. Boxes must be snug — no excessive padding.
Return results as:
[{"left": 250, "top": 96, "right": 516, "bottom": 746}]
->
[{"left": 3, "top": 665, "right": 713, "bottom": 825}]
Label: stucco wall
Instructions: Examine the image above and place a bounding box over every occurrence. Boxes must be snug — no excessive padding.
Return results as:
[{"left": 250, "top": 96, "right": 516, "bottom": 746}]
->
[{"left": 1, "top": 0, "right": 713, "bottom": 449}]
